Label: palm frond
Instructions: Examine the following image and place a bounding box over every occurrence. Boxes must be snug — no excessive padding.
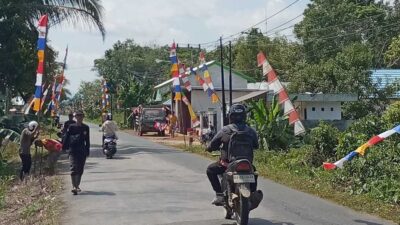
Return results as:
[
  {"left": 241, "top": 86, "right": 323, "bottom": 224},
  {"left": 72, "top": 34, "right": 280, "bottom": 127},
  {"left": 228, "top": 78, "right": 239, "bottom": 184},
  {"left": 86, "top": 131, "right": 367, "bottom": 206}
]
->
[{"left": 13, "top": 0, "right": 105, "bottom": 39}]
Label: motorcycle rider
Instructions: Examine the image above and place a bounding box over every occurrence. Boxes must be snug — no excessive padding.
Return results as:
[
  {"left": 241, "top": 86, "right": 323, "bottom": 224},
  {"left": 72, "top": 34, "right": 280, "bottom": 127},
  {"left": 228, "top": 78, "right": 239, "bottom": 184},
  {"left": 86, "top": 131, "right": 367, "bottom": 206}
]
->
[
  {"left": 101, "top": 114, "right": 118, "bottom": 145},
  {"left": 206, "top": 104, "right": 259, "bottom": 206}
]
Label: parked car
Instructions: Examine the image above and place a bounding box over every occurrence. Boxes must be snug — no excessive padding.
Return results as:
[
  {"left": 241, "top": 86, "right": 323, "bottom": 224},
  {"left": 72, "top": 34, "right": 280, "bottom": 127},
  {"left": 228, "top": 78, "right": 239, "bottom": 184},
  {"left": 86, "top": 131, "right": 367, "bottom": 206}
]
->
[{"left": 137, "top": 107, "right": 166, "bottom": 136}]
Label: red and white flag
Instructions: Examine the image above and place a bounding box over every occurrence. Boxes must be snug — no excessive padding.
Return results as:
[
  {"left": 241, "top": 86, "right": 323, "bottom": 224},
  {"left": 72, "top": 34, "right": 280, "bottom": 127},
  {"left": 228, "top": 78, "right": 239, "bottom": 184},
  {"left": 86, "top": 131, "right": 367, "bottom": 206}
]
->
[{"left": 257, "top": 51, "right": 305, "bottom": 135}]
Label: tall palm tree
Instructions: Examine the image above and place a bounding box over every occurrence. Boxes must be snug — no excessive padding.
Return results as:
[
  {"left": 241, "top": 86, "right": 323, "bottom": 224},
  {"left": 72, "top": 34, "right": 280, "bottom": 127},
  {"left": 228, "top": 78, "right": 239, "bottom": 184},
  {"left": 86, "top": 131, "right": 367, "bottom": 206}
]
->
[{"left": 0, "top": 0, "right": 105, "bottom": 38}]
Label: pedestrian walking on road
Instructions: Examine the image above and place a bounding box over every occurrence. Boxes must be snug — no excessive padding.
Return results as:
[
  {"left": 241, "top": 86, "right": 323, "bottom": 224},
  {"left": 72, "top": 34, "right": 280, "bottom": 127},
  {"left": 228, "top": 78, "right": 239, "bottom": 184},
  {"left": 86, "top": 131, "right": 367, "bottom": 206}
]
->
[
  {"left": 63, "top": 110, "right": 90, "bottom": 195},
  {"left": 19, "top": 121, "right": 39, "bottom": 181}
]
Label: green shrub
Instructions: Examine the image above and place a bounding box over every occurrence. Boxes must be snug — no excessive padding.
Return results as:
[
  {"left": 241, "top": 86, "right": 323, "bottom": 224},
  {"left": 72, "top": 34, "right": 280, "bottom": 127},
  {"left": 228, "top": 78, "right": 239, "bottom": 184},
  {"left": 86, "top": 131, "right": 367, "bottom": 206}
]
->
[
  {"left": 331, "top": 112, "right": 400, "bottom": 204},
  {"left": 308, "top": 122, "right": 340, "bottom": 166},
  {"left": 248, "top": 98, "right": 295, "bottom": 151},
  {"left": 333, "top": 140, "right": 400, "bottom": 203},
  {"left": 336, "top": 114, "right": 385, "bottom": 159},
  {"left": 383, "top": 101, "right": 400, "bottom": 128}
]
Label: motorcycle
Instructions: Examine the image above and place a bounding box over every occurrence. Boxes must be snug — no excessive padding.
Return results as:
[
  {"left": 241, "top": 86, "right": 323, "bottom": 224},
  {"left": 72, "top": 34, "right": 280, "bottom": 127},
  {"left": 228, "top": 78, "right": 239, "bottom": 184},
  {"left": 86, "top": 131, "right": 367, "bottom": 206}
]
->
[
  {"left": 103, "top": 135, "right": 117, "bottom": 159},
  {"left": 220, "top": 159, "right": 260, "bottom": 225}
]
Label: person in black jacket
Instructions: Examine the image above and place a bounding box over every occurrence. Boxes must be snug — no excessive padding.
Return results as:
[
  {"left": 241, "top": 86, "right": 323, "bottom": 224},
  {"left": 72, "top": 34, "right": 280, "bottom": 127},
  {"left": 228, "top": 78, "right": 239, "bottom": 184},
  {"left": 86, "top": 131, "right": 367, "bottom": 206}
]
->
[
  {"left": 62, "top": 112, "right": 76, "bottom": 134},
  {"left": 206, "top": 104, "right": 259, "bottom": 205},
  {"left": 61, "top": 112, "right": 76, "bottom": 152},
  {"left": 63, "top": 110, "right": 90, "bottom": 195}
]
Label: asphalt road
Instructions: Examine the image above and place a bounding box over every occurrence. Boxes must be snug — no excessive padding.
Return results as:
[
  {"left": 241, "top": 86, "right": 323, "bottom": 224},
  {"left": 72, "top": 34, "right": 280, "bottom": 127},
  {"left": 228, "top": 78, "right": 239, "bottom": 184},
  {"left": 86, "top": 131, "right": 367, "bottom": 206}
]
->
[{"left": 60, "top": 121, "right": 396, "bottom": 225}]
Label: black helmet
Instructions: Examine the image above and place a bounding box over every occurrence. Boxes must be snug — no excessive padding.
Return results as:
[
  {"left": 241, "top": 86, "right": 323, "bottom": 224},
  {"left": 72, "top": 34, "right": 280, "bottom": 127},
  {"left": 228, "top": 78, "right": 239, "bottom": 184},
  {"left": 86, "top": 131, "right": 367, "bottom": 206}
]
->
[{"left": 228, "top": 104, "right": 247, "bottom": 124}]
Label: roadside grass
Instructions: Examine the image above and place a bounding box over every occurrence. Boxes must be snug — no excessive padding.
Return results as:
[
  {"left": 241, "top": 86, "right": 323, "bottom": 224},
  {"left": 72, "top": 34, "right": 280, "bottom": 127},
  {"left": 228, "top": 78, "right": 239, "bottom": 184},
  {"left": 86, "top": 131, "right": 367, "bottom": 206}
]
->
[
  {"left": 0, "top": 127, "right": 65, "bottom": 225},
  {"left": 169, "top": 143, "right": 399, "bottom": 224}
]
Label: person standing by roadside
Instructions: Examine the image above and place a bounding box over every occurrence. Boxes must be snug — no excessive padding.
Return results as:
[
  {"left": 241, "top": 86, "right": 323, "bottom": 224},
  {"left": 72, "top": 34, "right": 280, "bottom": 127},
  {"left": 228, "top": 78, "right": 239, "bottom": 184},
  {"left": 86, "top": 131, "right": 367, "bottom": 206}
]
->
[
  {"left": 168, "top": 111, "right": 177, "bottom": 138},
  {"left": 19, "top": 121, "right": 39, "bottom": 181},
  {"left": 63, "top": 110, "right": 90, "bottom": 195}
]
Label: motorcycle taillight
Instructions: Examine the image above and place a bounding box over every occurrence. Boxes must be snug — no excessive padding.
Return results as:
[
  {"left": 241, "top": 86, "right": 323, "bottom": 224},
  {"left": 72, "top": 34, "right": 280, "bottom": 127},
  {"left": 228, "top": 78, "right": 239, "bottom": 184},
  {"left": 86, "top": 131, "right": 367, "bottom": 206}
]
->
[{"left": 236, "top": 162, "right": 251, "bottom": 172}]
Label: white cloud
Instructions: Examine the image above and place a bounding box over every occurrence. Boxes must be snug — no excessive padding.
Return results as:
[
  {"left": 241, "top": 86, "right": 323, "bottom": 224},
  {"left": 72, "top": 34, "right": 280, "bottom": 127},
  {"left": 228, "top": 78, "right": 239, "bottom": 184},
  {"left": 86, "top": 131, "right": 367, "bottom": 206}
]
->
[{"left": 49, "top": 0, "right": 310, "bottom": 94}]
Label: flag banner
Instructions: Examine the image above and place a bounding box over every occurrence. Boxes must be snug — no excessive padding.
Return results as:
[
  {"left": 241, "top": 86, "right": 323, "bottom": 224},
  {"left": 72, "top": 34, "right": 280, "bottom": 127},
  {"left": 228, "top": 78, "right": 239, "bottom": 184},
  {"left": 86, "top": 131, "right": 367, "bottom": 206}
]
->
[
  {"left": 323, "top": 125, "right": 400, "bottom": 170},
  {"left": 278, "top": 90, "right": 289, "bottom": 104},
  {"left": 181, "top": 92, "right": 200, "bottom": 127},
  {"left": 197, "top": 52, "right": 219, "bottom": 104},
  {"left": 174, "top": 92, "right": 182, "bottom": 101},
  {"left": 267, "top": 69, "right": 278, "bottom": 82},
  {"left": 182, "top": 95, "right": 190, "bottom": 106},
  {"left": 199, "top": 51, "right": 206, "bottom": 64},
  {"left": 257, "top": 51, "right": 305, "bottom": 135},
  {"left": 283, "top": 100, "right": 295, "bottom": 115},
  {"left": 39, "top": 84, "right": 51, "bottom": 110},
  {"left": 288, "top": 111, "right": 299, "bottom": 125},
  {"left": 179, "top": 64, "right": 192, "bottom": 91},
  {"left": 33, "top": 15, "right": 48, "bottom": 112},
  {"left": 268, "top": 78, "right": 284, "bottom": 94},
  {"left": 101, "top": 79, "right": 111, "bottom": 110},
  {"left": 211, "top": 93, "right": 219, "bottom": 103},
  {"left": 207, "top": 88, "right": 214, "bottom": 97},
  {"left": 294, "top": 121, "right": 306, "bottom": 136},
  {"left": 23, "top": 95, "right": 35, "bottom": 115},
  {"left": 170, "top": 42, "right": 181, "bottom": 100}
]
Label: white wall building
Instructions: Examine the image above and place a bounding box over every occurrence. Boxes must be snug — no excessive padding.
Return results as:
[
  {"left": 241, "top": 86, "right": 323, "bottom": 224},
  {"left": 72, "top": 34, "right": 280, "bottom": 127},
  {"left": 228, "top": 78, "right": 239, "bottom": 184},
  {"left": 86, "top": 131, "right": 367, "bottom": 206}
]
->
[{"left": 155, "top": 61, "right": 257, "bottom": 132}]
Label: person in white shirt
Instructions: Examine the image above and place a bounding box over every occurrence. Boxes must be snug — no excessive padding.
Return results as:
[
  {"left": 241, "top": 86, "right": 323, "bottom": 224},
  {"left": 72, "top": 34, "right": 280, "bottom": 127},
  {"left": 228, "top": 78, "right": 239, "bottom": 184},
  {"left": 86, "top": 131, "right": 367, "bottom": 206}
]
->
[{"left": 101, "top": 114, "right": 118, "bottom": 146}]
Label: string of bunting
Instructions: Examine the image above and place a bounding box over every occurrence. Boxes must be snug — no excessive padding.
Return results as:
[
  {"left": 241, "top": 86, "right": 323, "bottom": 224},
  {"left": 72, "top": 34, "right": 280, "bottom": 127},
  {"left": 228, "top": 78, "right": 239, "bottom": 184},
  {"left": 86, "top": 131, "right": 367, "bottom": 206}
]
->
[
  {"left": 257, "top": 51, "right": 305, "bottom": 135},
  {"left": 323, "top": 125, "right": 400, "bottom": 170}
]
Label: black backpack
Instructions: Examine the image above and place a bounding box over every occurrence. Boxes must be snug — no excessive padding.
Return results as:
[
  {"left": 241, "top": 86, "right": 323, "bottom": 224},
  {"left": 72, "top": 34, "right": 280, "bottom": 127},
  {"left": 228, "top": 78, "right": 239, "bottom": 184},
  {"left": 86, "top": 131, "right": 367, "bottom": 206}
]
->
[{"left": 227, "top": 125, "right": 254, "bottom": 163}]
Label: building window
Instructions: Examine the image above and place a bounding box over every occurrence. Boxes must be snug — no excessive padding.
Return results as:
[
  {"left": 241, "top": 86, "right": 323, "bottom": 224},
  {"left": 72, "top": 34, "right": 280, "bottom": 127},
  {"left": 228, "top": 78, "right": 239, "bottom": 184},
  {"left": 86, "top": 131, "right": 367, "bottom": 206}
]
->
[
  {"left": 312, "top": 107, "right": 315, "bottom": 111},
  {"left": 331, "top": 107, "right": 334, "bottom": 111},
  {"left": 321, "top": 107, "right": 325, "bottom": 111}
]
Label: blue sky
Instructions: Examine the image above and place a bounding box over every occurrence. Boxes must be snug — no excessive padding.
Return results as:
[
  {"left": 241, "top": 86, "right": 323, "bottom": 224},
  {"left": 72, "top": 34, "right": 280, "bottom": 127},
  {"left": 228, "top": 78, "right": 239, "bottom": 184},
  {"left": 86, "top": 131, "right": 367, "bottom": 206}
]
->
[{"left": 49, "top": 0, "right": 312, "bottom": 95}]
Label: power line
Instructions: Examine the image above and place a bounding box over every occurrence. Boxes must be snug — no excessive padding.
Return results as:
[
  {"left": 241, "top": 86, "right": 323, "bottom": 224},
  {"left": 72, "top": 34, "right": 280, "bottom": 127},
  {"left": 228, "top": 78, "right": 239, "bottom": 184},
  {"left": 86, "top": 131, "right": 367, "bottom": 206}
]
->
[
  {"left": 176, "top": 0, "right": 302, "bottom": 48},
  {"left": 264, "top": 14, "right": 303, "bottom": 35}
]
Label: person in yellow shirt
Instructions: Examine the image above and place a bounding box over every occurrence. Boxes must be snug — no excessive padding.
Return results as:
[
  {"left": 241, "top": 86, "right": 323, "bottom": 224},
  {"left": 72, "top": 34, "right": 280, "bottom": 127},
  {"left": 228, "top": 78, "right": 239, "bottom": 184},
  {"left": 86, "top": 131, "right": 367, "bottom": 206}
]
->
[{"left": 168, "top": 112, "right": 178, "bottom": 138}]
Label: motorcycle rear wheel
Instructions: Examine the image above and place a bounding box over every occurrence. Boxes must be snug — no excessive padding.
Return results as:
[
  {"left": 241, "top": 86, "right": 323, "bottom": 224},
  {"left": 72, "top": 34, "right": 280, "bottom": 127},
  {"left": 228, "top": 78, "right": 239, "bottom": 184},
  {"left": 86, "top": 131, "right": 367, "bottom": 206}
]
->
[
  {"left": 224, "top": 207, "right": 233, "bottom": 219},
  {"left": 234, "top": 194, "right": 249, "bottom": 225}
]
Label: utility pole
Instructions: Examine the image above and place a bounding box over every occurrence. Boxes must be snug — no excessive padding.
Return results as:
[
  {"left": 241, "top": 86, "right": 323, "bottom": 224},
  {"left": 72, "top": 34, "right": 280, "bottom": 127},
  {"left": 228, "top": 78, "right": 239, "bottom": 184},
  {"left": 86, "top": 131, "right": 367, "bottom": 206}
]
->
[
  {"left": 220, "top": 37, "right": 227, "bottom": 126},
  {"left": 229, "top": 41, "right": 233, "bottom": 107}
]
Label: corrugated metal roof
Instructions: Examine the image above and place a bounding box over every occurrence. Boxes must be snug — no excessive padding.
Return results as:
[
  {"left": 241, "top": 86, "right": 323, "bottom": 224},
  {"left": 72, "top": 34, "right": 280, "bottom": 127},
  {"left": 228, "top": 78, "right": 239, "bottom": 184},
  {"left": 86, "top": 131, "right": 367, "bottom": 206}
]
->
[{"left": 371, "top": 69, "right": 400, "bottom": 97}]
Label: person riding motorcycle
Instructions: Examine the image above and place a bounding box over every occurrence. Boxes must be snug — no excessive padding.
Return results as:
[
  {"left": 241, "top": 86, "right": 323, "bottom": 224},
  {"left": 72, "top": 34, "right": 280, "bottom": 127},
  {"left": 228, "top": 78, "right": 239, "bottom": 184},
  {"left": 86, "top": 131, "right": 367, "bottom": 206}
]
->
[
  {"left": 206, "top": 104, "right": 259, "bottom": 206},
  {"left": 101, "top": 114, "right": 118, "bottom": 145}
]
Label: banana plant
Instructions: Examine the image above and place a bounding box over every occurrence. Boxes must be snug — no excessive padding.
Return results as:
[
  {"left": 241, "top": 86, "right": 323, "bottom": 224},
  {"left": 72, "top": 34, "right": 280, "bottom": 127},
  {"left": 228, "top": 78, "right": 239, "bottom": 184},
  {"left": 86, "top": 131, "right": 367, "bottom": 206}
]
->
[{"left": 248, "top": 97, "right": 294, "bottom": 151}]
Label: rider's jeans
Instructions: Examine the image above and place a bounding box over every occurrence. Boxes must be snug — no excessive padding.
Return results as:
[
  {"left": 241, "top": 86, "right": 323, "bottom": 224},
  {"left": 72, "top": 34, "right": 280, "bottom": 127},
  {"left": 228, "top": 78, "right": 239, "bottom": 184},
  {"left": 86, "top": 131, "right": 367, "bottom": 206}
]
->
[{"left": 206, "top": 161, "right": 258, "bottom": 194}]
